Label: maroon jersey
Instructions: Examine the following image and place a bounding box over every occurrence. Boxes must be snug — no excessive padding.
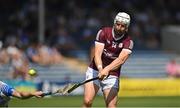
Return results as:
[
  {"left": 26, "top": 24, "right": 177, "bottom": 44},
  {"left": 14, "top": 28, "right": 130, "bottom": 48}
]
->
[{"left": 89, "top": 27, "right": 133, "bottom": 77}]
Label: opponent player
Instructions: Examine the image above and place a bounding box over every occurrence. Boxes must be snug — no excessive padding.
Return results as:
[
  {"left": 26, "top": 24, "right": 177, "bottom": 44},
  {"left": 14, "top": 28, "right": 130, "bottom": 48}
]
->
[
  {"left": 83, "top": 12, "right": 134, "bottom": 107},
  {"left": 0, "top": 80, "right": 43, "bottom": 107}
]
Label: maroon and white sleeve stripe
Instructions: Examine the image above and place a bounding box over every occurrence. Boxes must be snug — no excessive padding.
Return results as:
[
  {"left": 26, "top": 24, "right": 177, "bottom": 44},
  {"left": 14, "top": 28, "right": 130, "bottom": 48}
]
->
[{"left": 123, "top": 40, "right": 134, "bottom": 54}]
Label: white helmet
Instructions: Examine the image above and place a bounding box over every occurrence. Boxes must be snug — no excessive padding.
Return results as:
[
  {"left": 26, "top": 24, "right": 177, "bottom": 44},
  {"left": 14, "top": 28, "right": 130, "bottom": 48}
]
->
[{"left": 114, "top": 12, "right": 131, "bottom": 27}]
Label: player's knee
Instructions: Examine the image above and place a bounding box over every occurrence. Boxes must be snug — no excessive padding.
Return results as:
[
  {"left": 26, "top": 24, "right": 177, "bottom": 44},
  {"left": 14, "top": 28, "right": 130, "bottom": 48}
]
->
[{"left": 83, "top": 98, "right": 93, "bottom": 106}]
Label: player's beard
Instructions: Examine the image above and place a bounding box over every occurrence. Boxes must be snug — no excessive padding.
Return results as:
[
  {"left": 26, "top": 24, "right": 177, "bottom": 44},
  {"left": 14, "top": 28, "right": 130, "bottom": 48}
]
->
[{"left": 114, "top": 29, "right": 125, "bottom": 38}]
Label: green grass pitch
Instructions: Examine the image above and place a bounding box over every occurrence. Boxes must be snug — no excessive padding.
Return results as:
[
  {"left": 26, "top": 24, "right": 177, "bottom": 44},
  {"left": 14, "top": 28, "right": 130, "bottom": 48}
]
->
[{"left": 9, "top": 96, "right": 180, "bottom": 107}]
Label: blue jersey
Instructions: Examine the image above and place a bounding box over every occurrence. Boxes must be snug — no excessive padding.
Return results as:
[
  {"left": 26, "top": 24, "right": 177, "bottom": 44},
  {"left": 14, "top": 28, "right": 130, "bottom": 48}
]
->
[{"left": 0, "top": 81, "right": 15, "bottom": 107}]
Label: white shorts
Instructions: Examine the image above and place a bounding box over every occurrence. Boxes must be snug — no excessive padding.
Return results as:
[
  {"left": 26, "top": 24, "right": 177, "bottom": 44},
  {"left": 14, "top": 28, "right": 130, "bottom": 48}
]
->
[{"left": 85, "top": 67, "right": 119, "bottom": 91}]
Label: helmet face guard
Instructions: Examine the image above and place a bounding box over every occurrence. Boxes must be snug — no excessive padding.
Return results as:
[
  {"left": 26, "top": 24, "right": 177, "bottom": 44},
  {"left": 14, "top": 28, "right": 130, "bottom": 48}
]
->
[{"left": 114, "top": 12, "right": 130, "bottom": 27}]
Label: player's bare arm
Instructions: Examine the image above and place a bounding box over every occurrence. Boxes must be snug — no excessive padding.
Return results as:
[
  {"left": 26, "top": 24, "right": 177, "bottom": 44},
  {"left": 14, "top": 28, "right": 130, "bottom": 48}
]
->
[
  {"left": 106, "top": 49, "right": 131, "bottom": 70},
  {"left": 99, "top": 49, "right": 131, "bottom": 80},
  {"left": 94, "top": 41, "right": 104, "bottom": 71},
  {"left": 12, "top": 90, "right": 43, "bottom": 99}
]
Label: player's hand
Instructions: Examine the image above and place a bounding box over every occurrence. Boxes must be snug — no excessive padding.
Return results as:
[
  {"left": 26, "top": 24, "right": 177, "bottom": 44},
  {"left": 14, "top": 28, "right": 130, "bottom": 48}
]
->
[
  {"left": 98, "top": 68, "right": 109, "bottom": 80},
  {"left": 33, "top": 91, "right": 44, "bottom": 98}
]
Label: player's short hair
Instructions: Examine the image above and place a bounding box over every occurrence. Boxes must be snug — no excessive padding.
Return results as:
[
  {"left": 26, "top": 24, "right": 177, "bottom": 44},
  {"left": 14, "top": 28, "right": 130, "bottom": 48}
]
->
[{"left": 114, "top": 12, "right": 131, "bottom": 27}]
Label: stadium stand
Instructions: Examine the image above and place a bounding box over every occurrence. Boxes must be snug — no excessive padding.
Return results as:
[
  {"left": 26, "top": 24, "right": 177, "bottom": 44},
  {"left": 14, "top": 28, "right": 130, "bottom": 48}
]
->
[
  {"left": 121, "top": 51, "right": 177, "bottom": 78},
  {"left": 0, "top": 51, "right": 175, "bottom": 83},
  {"left": 0, "top": 62, "right": 84, "bottom": 82}
]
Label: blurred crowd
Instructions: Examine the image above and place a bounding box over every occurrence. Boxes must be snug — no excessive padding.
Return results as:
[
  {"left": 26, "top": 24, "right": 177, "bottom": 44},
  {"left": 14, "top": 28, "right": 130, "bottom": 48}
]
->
[
  {"left": 0, "top": 42, "right": 63, "bottom": 80},
  {"left": 0, "top": 0, "right": 180, "bottom": 52},
  {"left": 0, "top": 0, "right": 180, "bottom": 79}
]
